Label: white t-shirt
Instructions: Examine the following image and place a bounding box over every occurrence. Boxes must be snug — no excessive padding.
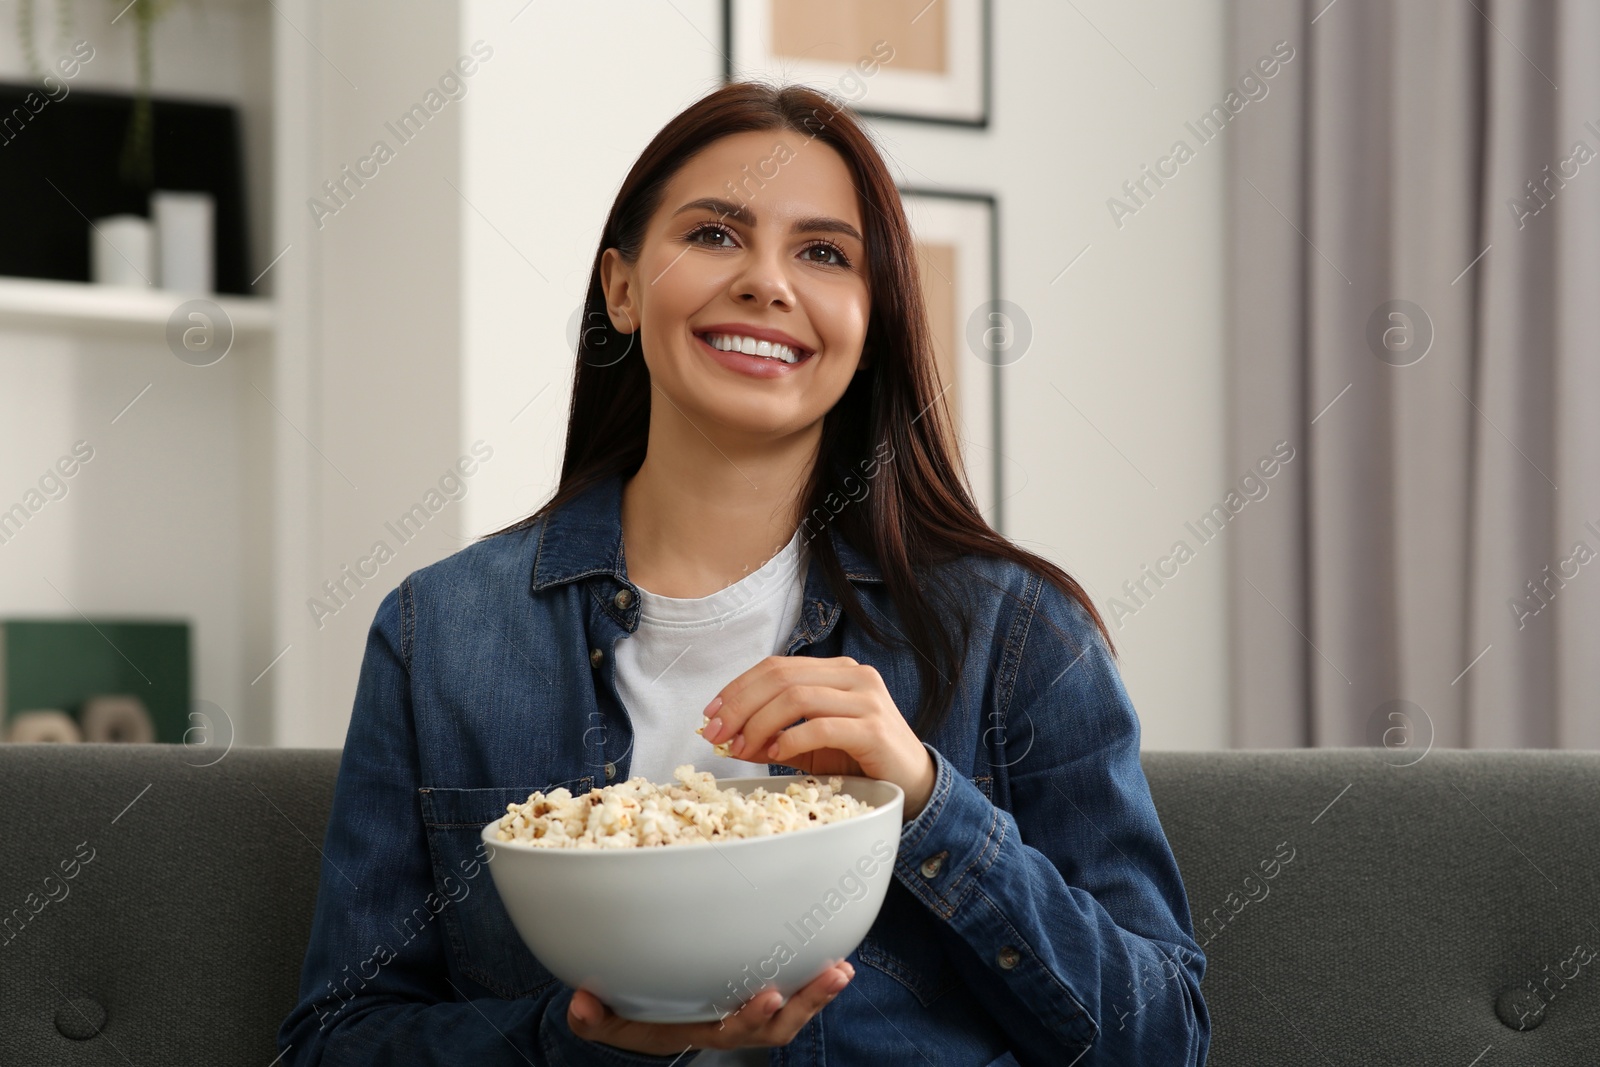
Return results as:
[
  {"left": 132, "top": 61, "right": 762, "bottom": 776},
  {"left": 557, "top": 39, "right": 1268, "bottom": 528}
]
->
[
  {"left": 614, "top": 526, "right": 808, "bottom": 787},
  {"left": 612, "top": 528, "right": 809, "bottom": 1065}
]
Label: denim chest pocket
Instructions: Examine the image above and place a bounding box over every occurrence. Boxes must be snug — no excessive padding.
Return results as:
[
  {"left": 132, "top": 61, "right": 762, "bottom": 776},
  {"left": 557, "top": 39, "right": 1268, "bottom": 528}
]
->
[
  {"left": 856, "top": 878, "right": 962, "bottom": 1006},
  {"left": 418, "top": 778, "right": 592, "bottom": 1000}
]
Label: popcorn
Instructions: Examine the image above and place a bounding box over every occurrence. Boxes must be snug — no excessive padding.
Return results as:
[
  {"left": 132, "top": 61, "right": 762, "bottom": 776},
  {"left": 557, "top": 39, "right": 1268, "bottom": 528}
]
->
[
  {"left": 697, "top": 715, "right": 734, "bottom": 758},
  {"left": 492, "top": 764, "right": 875, "bottom": 849}
]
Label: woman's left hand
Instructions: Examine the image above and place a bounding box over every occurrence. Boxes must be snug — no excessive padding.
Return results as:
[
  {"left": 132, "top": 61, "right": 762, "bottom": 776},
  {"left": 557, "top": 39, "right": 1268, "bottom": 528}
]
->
[{"left": 700, "top": 655, "right": 937, "bottom": 819}]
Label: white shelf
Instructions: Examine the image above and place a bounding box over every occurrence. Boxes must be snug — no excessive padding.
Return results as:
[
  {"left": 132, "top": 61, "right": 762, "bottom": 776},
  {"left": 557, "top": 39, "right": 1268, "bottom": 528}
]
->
[{"left": 0, "top": 276, "right": 274, "bottom": 337}]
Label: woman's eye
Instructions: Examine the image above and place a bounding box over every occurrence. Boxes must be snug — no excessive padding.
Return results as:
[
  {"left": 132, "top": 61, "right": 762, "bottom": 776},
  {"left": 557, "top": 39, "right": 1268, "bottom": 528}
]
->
[
  {"left": 689, "top": 223, "right": 734, "bottom": 247},
  {"left": 804, "top": 242, "right": 850, "bottom": 268}
]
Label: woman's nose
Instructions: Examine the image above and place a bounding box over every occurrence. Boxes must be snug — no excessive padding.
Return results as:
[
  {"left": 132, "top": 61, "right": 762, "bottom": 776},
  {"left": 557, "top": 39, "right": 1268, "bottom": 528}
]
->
[{"left": 731, "top": 249, "right": 795, "bottom": 308}]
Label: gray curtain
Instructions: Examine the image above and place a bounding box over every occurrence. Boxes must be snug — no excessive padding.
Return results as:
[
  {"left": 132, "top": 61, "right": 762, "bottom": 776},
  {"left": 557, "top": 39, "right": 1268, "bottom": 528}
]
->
[{"left": 1227, "top": 0, "right": 1600, "bottom": 749}]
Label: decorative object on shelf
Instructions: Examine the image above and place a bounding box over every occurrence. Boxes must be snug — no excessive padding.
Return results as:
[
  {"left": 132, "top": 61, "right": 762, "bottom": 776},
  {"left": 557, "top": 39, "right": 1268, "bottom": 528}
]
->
[
  {"left": 15, "top": 0, "right": 179, "bottom": 186},
  {"left": 89, "top": 213, "right": 154, "bottom": 287},
  {"left": 81, "top": 694, "right": 157, "bottom": 743},
  {"left": 0, "top": 618, "right": 191, "bottom": 744},
  {"left": 152, "top": 190, "right": 215, "bottom": 293},
  {"left": 4, "top": 709, "right": 82, "bottom": 743},
  {"left": 723, "top": 0, "right": 991, "bottom": 127},
  {"left": 0, "top": 82, "right": 250, "bottom": 292},
  {"left": 897, "top": 187, "right": 1005, "bottom": 532}
]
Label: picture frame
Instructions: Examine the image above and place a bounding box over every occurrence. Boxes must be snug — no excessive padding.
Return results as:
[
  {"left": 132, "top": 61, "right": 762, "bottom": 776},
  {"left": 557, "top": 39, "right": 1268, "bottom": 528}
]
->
[
  {"left": 722, "top": 0, "right": 991, "bottom": 128},
  {"left": 898, "top": 187, "right": 1005, "bottom": 532}
]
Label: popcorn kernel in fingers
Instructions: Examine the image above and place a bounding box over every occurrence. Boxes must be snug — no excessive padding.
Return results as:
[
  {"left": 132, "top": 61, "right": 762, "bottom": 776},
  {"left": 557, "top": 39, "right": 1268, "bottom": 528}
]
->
[{"left": 698, "top": 715, "right": 734, "bottom": 758}]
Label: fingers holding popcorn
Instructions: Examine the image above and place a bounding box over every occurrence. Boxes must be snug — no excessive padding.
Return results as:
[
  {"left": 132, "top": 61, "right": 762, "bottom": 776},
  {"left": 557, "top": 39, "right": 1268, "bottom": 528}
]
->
[
  {"left": 697, "top": 655, "right": 935, "bottom": 815},
  {"left": 701, "top": 658, "right": 866, "bottom": 748},
  {"left": 720, "top": 684, "right": 864, "bottom": 763}
]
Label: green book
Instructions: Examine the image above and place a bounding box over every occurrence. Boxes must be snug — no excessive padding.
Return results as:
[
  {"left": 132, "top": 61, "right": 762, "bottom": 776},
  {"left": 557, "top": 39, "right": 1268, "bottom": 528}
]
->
[{"left": 0, "top": 619, "right": 191, "bottom": 743}]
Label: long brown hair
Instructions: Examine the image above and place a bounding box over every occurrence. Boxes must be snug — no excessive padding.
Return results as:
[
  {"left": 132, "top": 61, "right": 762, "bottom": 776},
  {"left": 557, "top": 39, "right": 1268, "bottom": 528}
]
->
[{"left": 482, "top": 81, "right": 1112, "bottom": 739}]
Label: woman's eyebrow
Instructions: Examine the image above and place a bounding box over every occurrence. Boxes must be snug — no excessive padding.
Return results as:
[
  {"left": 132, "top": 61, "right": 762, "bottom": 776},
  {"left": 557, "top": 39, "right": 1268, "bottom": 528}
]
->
[{"left": 671, "top": 197, "right": 863, "bottom": 243}]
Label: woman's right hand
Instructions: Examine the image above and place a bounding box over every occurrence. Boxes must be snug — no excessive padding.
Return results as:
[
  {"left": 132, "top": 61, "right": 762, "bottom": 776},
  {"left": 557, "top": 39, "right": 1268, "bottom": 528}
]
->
[{"left": 566, "top": 960, "right": 855, "bottom": 1055}]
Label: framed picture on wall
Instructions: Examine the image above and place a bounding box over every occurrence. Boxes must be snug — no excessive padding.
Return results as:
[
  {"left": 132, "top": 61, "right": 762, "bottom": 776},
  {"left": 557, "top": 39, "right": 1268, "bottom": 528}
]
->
[
  {"left": 723, "top": 0, "right": 991, "bottom": 128},
  {"left": 898, "top": 188, "right": 1006, "bottom": 532}
]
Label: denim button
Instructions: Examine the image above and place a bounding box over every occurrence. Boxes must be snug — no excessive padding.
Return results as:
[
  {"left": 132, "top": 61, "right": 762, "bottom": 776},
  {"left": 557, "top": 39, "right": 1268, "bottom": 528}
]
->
[
  {"left": 604, "top": 761, "right": 617, "bottom": 781},
  {"left": 919, "top": 851, "right": 947, "bottom": 878},
  {"left": 589, "top": 648, "right": 604, "bottom": 668},
  {"left": 996, "top": 945, "right": 1020, "bottom": 970},
  {"left": 614, "top": 588, "right": 634, "bottom": 610},
  {"left": 55, "top": 997, "right": 106, "bottom": 1039}
]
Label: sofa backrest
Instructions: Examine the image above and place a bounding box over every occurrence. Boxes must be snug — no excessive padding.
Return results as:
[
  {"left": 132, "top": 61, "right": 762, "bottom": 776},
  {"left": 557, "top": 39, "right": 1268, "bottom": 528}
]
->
[
  {"left": 1143, "top": 748, "right": 1600, "bottom": 1063},
  {"left": 2, "top": 744, "right": 1596, "bottom": 1063}
]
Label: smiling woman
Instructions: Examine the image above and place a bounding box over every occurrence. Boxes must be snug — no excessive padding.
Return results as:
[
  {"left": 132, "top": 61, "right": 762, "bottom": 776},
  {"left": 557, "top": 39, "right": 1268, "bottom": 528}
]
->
[{"left": 278, "top": 80, "right": 1208, "bottom": 1067}]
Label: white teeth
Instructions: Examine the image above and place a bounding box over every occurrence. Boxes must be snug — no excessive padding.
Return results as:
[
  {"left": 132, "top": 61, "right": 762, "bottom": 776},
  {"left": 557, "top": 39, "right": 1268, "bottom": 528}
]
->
[{"left": 703, "top": 333, "right": 802, "bottom": 364}]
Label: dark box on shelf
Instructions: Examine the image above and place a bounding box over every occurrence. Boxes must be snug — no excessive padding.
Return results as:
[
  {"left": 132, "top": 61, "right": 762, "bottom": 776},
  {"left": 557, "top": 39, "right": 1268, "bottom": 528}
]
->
[{"left": 0, "top": 82, "right": 250, "bottom": 293}]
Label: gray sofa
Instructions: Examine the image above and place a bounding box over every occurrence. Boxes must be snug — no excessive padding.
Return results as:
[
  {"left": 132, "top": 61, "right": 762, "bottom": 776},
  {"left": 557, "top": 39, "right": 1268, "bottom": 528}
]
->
[{"left": 2, "top": 743, "right": 1596, "bottom": 1063}]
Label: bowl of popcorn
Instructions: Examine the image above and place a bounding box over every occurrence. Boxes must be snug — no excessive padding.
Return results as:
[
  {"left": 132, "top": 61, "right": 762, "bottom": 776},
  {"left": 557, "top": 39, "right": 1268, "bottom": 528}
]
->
[{"left": 481, "top": 762, "right": 904, "bottom": 1022}]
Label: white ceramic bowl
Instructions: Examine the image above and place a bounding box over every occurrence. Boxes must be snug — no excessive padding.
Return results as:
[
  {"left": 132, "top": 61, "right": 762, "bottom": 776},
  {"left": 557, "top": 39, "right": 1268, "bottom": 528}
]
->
[{"left": 480, "top": 774, "right": 904, "bottom": 1022}]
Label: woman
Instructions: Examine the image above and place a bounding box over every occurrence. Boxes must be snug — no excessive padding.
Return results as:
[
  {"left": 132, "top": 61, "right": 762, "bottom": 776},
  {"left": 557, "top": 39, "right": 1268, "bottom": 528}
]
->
[{"left": 279, "top": 81, "right": 1208, "bottom": 1066}]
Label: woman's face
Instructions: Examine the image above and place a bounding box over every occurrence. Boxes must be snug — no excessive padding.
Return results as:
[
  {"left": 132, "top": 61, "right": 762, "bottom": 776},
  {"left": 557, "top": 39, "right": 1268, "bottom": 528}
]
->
[{"left": 601, "top": 129, "right": 872, "bottom": 443}]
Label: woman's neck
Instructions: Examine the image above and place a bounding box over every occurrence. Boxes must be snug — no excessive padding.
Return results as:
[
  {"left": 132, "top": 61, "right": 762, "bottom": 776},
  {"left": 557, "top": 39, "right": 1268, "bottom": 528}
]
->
[{"left": 620, "top": 437, "right": 817, "bottom": 600}]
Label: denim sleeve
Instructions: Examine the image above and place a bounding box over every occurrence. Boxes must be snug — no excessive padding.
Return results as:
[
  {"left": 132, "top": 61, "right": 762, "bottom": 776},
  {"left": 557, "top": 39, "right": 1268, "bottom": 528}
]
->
[
  {"left": 277, "top": 579, "right": 691, "bottom": 1067},
  {"left": 894, "top": 573, "right": 1210, "bottom": 1066}
]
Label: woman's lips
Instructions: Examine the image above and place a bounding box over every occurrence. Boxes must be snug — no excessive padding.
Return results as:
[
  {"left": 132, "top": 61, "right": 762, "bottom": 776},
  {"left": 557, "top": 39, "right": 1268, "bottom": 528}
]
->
[{"left": 694, "top": 332, "right": 814, "bottom": 379}]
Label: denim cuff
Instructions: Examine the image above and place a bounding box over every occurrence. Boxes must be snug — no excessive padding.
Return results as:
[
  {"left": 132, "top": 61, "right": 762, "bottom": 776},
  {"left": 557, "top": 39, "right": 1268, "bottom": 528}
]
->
[
  {"left": 894, "top": 742, "right": 1004, "bottom": 919},
  {"left": 893, "top": 743, "right": 1098, "bottom": 1050}
]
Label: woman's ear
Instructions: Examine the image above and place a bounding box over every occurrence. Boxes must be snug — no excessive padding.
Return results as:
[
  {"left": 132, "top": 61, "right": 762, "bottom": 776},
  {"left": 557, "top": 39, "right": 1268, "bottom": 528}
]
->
[{"left": 599, "top": 248, "right": 638, "bottom": 334}]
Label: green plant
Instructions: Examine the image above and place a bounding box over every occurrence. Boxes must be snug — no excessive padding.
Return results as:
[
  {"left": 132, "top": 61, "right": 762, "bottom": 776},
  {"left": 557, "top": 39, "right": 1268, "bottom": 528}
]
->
[{"left": 16, "top": 0, "right": 180, "bottom": 188}]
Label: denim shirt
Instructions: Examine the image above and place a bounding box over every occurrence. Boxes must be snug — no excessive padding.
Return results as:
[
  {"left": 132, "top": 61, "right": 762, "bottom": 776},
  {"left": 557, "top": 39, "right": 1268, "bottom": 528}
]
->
[{"left": 278, "top": 473, "right": 1209, "bottom": 1066}]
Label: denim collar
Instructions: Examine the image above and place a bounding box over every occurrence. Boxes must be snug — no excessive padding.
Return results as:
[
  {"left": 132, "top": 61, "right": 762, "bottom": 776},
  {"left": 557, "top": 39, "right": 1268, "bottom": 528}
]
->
[{"left": 529, "top": 472, "right": 884, "bottom": 609}]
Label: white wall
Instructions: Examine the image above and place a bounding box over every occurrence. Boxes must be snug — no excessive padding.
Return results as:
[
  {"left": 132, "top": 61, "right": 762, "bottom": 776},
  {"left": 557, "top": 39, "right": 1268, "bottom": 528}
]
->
[
  {"left": 456, "top": 0, "right": 1230, "bottom": 750},
  {"left": 272, "top": 0, "right": 466, "bottom": 748}
]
